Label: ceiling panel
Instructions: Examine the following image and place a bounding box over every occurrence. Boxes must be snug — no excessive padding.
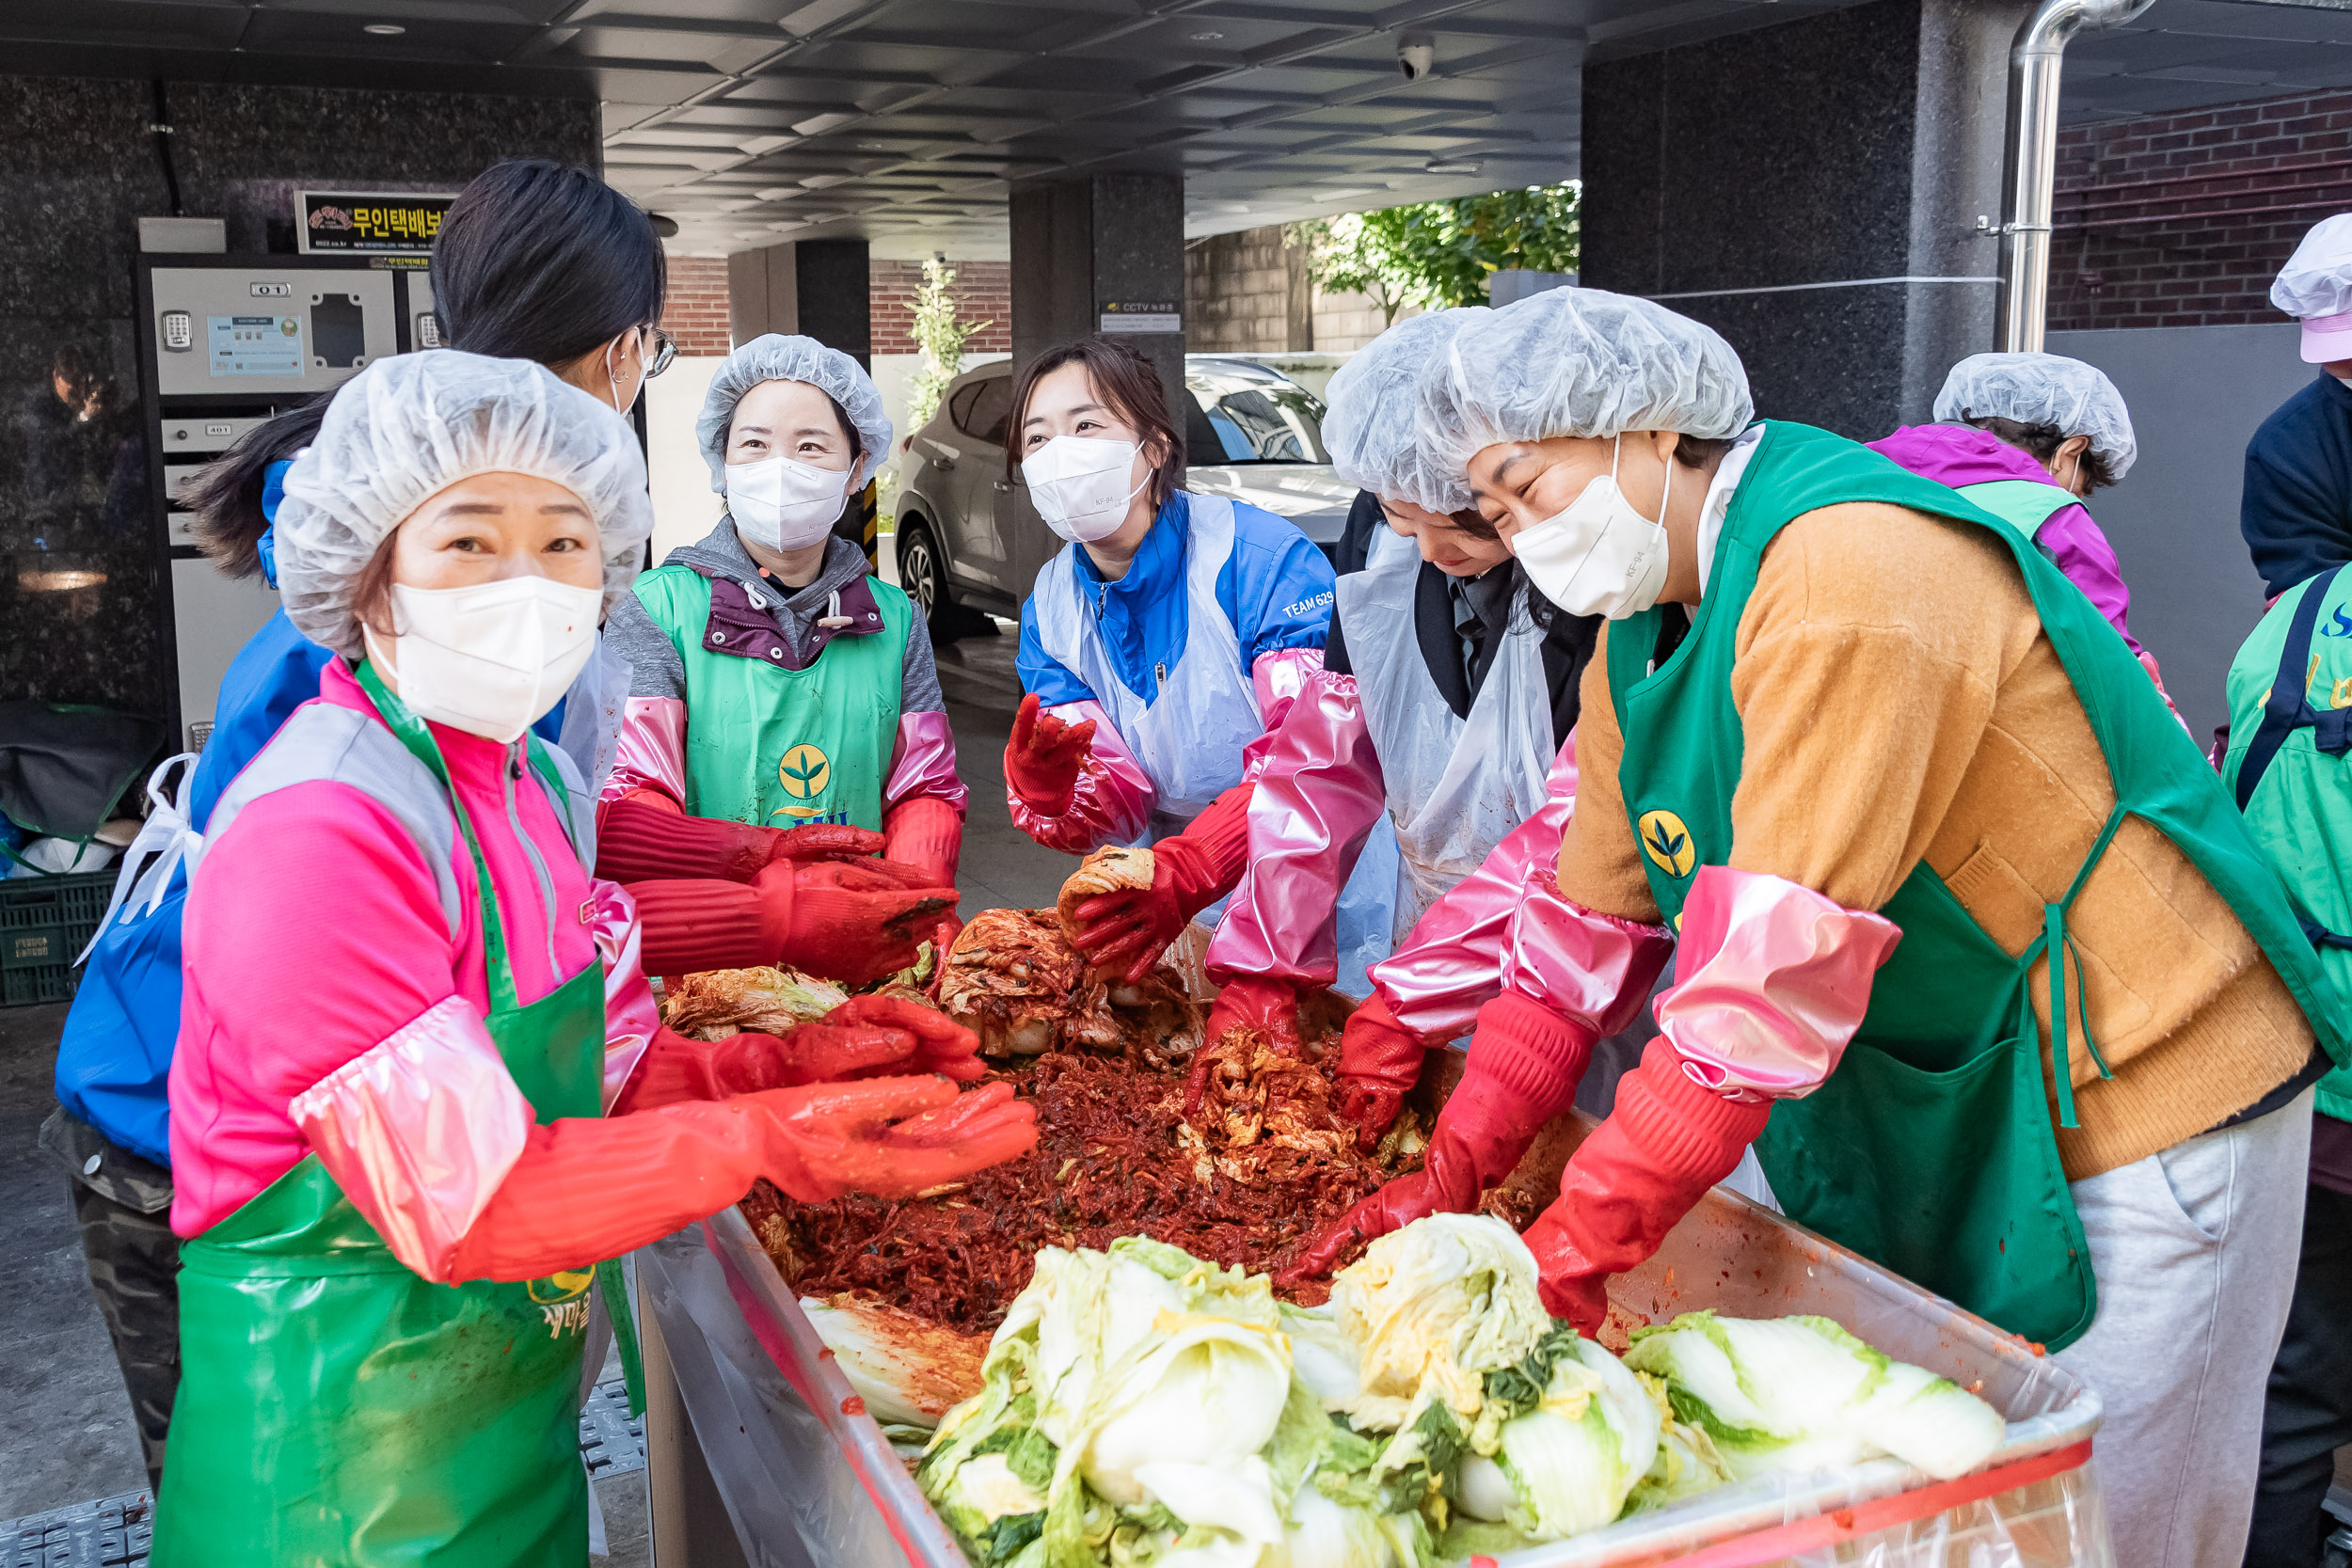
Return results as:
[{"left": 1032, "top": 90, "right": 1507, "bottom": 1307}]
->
[{"left": 17, "top": 0, "right": 2341, "bottom": 257}]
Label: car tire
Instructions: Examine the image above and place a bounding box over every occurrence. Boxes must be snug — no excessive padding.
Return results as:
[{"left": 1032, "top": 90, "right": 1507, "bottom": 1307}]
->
[{"left": 897, "top": 518, "right": 953, "bottom": 638}]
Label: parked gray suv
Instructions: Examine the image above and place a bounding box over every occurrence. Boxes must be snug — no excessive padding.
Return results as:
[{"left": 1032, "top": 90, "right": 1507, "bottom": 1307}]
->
[{"left": 891, "top": 355, "right": 1357, "bottom": 631}]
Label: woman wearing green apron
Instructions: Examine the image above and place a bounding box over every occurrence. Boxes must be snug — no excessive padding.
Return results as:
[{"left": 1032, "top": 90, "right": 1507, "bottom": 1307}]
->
[
  {"left": 1292, "top": 288, "right": 2337, "bottom": 1568},
  {"left": 160, "top": 351, "right": 1035, "bottom": 1566},
  {"left": 604, "top": 334, "right": 969, "bottom": 974}
]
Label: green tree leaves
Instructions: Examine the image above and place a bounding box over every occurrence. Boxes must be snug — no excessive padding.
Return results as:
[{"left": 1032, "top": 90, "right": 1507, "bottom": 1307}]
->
[{"left": 1286, "top": 182, "right": 1581, "bottom": 325}]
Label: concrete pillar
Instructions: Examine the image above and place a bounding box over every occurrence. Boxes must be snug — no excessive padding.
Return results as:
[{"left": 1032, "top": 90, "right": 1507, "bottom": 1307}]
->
[
  {"left": 1009, "top": 173, "right": 1187, "bottom": 424},
  {"left": 725, "top": 238, "right": 873, "bottom": 366},
  {"left": 1580, "top": 0, "right": 2030, "bottom": 437}
]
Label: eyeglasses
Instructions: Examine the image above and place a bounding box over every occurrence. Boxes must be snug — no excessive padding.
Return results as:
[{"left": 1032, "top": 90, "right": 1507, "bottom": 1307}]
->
[{"left": 641, "top": 325, "right": 676, "bottom": 379}]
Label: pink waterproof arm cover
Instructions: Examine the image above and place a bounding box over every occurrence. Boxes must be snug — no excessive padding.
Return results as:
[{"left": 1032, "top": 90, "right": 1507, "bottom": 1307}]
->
[
  {"left": 882, "top": 710, "right": 969, "bottom": 816},
  {"left": 1205, "top": 669, "right": 1386, "bottom": 988},
  {"left": 602, "top": 696, "right": 688, "bottom": 805},
  {"left": 591, "top": 879, "right": 660, "bottom": 1112},
  {"left": 1007, "top": 699, "right": 1155, "bottom": 852},
  {"left": 1653, "top": 864, "right": 1901, "bottom": 1101},
  {"left": 1369, "top": 736, "right": 1584, "bottom": 1041}
]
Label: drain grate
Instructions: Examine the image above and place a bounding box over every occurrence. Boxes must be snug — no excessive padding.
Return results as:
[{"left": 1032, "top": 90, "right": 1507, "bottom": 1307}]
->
[
  {"left": 4, "top": 1489, "right": 151, "bottom": 1568},
  {"left": 4, "top": 1384, "right": 644, "bottom": 1560}
]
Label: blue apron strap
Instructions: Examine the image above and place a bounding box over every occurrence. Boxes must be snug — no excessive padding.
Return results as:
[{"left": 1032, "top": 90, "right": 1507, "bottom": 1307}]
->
[{"left": 2237, "top": 563, "right": 2344, "bottom": 810}]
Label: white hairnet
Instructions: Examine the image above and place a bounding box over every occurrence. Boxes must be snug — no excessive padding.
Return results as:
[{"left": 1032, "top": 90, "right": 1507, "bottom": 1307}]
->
[
  {"left": 277, "top": 351, "right": 654, "bottom": 657},
  {"left": 697, "top": 333, "right": 893, "bottom": 491},
  {"left": 1425, "top": 288, "right": 1753, "bottom": 468},
  {"left": 1932, "top": 351, "right": 2137, "bottom": 481},
  {"left": 2273, "top": 213, "right": 2352, "bottom": 320},
  {"left": 1323, "top": 309, "right": 1485, "bottom": 513}
]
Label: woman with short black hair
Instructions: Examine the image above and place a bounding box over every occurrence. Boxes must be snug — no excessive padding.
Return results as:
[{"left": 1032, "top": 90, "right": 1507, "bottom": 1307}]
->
[{"left": 1000, "top": 335, "right": 1343, "bottom": 1046}]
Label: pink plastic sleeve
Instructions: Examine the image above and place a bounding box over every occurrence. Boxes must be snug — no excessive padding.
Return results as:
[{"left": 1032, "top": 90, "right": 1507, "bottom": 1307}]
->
[
  {"left": 1653, "top": 864, "right": 1902, "bottom": 1101},
  {"left": 1371, "top": 736, "right": 1583, "bottom": 1041},
  {"left": 602, "top": 695, "right": 688, "bottom": 805},
  {"left": 289, "top": 995, "right": 534, "bottom": 1283},
  {"left": 1007, "top": 699, "right": 1154, "bottom": 852},
  {"left": 1501, "top": 871, "right": 1677, "bottom": 1035},
  {"left": 1236, "top": 646, "right": 1327, "bottom": 783},
  {"left": 591, "top": 879, "right": 660, "bottom": 1113},
  {"left": 1204, "top": 670, "right": 1386, "bottom": 987},
  {"left": 882, "top": 709, "right": 969, "bottom": 816}
]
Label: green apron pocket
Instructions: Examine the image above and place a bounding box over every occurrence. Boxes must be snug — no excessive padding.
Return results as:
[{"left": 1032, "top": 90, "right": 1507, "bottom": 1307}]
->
[{"left": 1757, "top": 1030, "right": 2097, "bottom": 1352}]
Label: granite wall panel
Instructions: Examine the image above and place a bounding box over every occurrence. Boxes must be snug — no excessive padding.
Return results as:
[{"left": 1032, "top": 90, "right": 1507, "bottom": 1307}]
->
[
  {"left": 0, "top": 71, "right": 596, "bottom": 723},
  {"left": 1581, "top": 0, "right": 2021, "bottom": 436}
]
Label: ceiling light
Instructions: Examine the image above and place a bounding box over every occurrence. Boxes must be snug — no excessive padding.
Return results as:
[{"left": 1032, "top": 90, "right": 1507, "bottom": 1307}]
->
[
  {"left": 791, "top": 111, "right": 858, "bottom": 137},
  {"left": 363, "top": 23, "right": 405, "bottom": 35},
  {"left": 755, "top": 186, "right": 797, "bottom": 201},
  {"left": 1189, "top": 30, "right": 1223, "bottom": 40},
  {"left": 858, "top": 141, "right": 890, "bottom": 150},
  {"left": 1424, "top": 158, "right": 1483, "bottom": 175}
]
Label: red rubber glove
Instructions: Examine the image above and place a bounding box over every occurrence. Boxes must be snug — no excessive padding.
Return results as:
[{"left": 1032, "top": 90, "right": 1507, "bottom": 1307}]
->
[
  {"left": 1334, "top": 991, "right": 1426, "bottom": 1152},
  {"left": 1066, "top": 784, "right": 1251, "bottom": 983},
  {"left": 1004, "top": 693, "right": 1095, "bottom": 814},
  {"left": 770, "top": 859, "right": 958, "bottom": 987},
  {"left": 626, "top": 857, "right": 954, "bottom": 984},
  {"left": 1203, "top": 976, "right": 1306, "bottom": 1054},
  {"left": 599, "top": 797, "right": 892, "bottom": 884},
  {"left": 445, "top": 1077, "right": 1038, "bottom": 1281},
  {"left": 1279, "top": 991, "right": 1593, "bottom": 1284},
  {"left": 615, "top": 999, "right": 985, "bottom": 1114},
  {"left": 1521, "top": 1039, "right": 1773, "bottom": 1332},
  {"left": 883, "top": 796, "right": 966, "bottom": 979}
]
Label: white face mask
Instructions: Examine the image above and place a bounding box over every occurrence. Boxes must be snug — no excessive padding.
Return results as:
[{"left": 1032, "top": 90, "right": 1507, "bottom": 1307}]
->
[
  {"left": 1023, "top": 436, "right": 1148, "bottom": 543},
  {"left": 727, "top": 454, "right": 850, "bottom": 552},
  {"left": 1508, "top": 436, "right": 1673, "bottom": 619},
  {"left": 363, "top": 575, "right": 603, "bottom": 744}
]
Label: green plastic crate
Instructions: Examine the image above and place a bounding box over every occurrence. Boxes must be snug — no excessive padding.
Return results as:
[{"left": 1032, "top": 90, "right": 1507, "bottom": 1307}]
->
[{"left": 2, "top": 869, "right": 116, "bottom": 1006}]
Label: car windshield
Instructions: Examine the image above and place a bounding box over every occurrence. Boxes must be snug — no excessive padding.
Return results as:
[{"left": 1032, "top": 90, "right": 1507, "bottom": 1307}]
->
[{"left": 1185, "top": 372, "right": 1329, "bottom": 465}]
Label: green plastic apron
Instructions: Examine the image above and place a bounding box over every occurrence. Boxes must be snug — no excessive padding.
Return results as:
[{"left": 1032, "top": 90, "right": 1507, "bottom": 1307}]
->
[
  {"left": 155, "top": 664, "right": 637, "bottom": 1567},
  {"left": 1607, "top": 420, "right": 2340, "bottom": 1351},
  {"left": 630, "top": 564, "right": 910, "bottom": 829}
]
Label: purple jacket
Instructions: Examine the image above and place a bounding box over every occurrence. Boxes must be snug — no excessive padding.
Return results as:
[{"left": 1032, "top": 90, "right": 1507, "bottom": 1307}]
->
[{"left": 1867, "top": 423, "right": 2141, "bottom": 656}]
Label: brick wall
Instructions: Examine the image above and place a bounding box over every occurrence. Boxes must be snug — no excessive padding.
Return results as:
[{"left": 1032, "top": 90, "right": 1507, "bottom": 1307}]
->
[
  {"left": 661, "top": 255, "right": 732, "bottom": 355},
  {"left": 2049, "top": 88, "right": 2352, "bottom": 331},
  {"left": 1185, "top": 225, "right": 1313, "bottom": 351},
  {"left": 869, "top": 258, "right": 1011, "bottom": 356}
]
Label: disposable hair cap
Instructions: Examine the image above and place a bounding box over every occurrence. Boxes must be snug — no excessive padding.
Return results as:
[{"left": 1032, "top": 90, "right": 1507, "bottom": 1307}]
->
[
  {"left": 697, "top": 333, "right": 894, "bottom": 491},
  {"left": 276, "top": 350, "right": 654, "bottom": 657},
  {"left": 1425, "top": 287, "right": 1753, "bottom": 471},
  {"left": 1932, "top": 351, "right": 2137, "bottom": 481},
  {"left": 1323, "top": 309, "right": 1485, "bottom": 514}
]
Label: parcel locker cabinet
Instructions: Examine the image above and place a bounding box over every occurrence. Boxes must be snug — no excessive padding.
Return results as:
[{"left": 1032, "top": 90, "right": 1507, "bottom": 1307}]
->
[{"left": 135, "top": 254, "right": 424, "bottom": 747}]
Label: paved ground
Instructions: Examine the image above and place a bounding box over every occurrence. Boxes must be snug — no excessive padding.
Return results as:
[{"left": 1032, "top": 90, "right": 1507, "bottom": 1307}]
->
[{"left": 0, "top": 615, "right": 1059, "bottom": 1543}]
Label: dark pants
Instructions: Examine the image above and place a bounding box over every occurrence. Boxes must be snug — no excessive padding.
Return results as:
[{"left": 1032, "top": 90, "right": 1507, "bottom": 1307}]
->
[
  {"left": 70, "top": 1180, "right": 182, "bottom": 1495},
  {"left": 2247, "top": 1184, "right": 2352, "bottom": 1568}
]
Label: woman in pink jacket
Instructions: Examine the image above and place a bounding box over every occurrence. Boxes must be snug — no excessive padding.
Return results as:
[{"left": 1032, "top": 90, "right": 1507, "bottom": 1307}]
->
[{"left": 157, "top": 353, "right": 1032, "bottom": 1567}]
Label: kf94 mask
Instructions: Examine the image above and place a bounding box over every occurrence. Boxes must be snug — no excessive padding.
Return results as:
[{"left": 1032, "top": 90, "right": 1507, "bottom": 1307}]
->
[
  {"left": 1023, "top": 436, "right": 1148, "bottom": 543},
  {"left": 727, "top": 455, "right": 852, "bottom": 552},
  {"left": 1510, "top": 435, "right": 1673, "bottom": 619},
  {"left": 364, "top": 574, "right": 603, "bottom": 743}
]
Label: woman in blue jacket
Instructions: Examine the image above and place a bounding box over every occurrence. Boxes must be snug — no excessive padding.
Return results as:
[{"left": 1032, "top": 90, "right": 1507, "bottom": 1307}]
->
[{"left": 999, "top": 336, "right": 1387, "bottom": 1041}]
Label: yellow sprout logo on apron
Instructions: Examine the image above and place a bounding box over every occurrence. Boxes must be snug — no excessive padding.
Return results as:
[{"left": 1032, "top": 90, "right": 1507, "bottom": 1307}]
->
[
  {"left": 775, "top": 743, "right": 831, "bottom": 821},
  {"left": 1639, "top": 810, "right": 1696, "bottom": 878},
  {"left": 527, "top": 1268, "right": 594, "bottom": 1338}
]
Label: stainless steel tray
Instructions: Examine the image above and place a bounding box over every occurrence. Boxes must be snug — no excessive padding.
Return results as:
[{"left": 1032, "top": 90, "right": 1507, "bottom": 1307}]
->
[{"left": 650, "top": 1167, "right": 2106, "bottom": 1568}]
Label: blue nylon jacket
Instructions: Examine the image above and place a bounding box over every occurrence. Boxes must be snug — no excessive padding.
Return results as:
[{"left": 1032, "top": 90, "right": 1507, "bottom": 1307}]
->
[{"left": 1016, "top": 491, "right": 1335, "bottom": 709}]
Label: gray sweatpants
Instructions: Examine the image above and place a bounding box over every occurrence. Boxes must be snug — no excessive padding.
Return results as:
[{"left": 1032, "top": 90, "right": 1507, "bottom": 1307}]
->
[{"left": 2053, "top": 1089, "right": 2315, "bottom": 1568}]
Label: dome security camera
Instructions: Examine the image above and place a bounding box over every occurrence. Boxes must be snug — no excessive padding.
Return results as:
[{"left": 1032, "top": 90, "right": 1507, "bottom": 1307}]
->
[{"left": 1397, "top": 33, "right": 1436, "bottom": 80}]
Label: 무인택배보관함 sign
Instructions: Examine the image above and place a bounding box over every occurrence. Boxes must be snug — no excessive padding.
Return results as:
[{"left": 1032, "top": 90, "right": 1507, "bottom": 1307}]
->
[{"left": 298, "top": 191, "right": 457, "bottom": 255}]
